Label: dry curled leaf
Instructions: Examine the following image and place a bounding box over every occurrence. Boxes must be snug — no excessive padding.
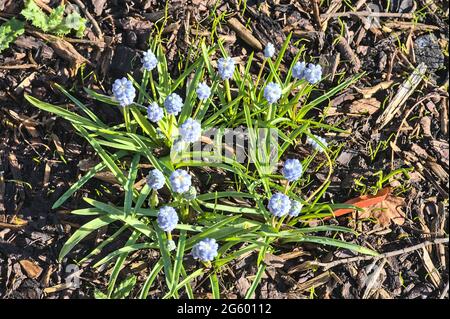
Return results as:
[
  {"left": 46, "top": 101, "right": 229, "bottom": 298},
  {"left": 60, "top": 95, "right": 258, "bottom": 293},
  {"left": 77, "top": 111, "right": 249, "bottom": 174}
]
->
[
  {"left": 349, "top": 97, "right": 380, "bottom": 114},
  {"left": 355, "top": 194, "right": 406, "bottom": 227},
  {"left": 19, "top": 259, "right": 43, "bottom": 279}
]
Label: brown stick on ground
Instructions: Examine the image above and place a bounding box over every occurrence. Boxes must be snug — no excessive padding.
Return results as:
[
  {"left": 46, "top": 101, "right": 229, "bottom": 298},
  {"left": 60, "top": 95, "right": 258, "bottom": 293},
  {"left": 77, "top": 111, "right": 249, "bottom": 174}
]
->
[
  {"left": 227, "top": 17, "right": 262, "bottom": 51},
  {"left": 321, "top": 11, "right": 414, "bottom": 19},
  {"left": 309, "top": 237, "right": 449, "bottom": 271}
]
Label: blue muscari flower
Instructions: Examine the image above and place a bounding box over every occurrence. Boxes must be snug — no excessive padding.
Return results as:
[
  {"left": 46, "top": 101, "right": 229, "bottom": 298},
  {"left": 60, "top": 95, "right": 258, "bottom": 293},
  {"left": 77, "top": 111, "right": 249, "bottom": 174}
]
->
[
  {"left": 142, "top": 49, "right": 158, "bottom": 71},
  {"left": 196, "top": 82, "right": 211, "bottom": 100},
  {"left": 292, "top": 61, "right": 307, "bottom": 79},
  {"left": 164, "top": 93, "right": 183, "bottom": 115},
  {"left": 157, "top": 206, "right": 178, "bottom": 232},
  {"left": 282, "top": 158, "right": 303, "bottom": 182},
  {"left": 217, "top": 57, "right": 235, "bottom": 80},
  {"left": 192, "top": 238, "right": 219, "bottom": 262},
  {"left": 264, "top": 82, "right": 282, "bottom": 104},
  {"left": 170, "top": 169, "right": 192, "bottom": 194},
  {"left": 268, "top": 192, "right": 291, "bottom": 217},
  {"left": 264, "top": 42, "right": 275, "bottom": 58},
  {"left": 307, "top": 135, "right": 328, "bottom": 152},
  {"left": 112, "top": 77, "right": 136, "bottom": 107},
  {"left": 147, "top": 102, "right": 164, "bottom": 123},
  {"left": 146, "top": 169, "right": 165, "bottom": 190},
  {"left": 179, "top": 118, "right": 201, "bottom": 143},
  {"left": 304, "top": 63, "right": 322, "bottom": 84},
  {"left": 288, "top": 200, "right": 303, "bottom": 217}
]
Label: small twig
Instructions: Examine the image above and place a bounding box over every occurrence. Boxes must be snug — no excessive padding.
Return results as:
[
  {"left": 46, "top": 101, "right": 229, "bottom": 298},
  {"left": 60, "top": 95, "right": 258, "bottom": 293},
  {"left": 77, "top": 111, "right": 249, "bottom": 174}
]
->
[
  {"left": 440, "top": 282, "right": 449, "bottom": 299},
  {"left": 310, "top": 237, "right": 449, "bottom": 270},
  {"left": 312, "top": 0, "right": 323, "bottom": 30},
  {"left": 0, "top": 64, "right": 39, "bottom": 70},
  {"left": 321, "top": 11, "right": 414, "bottom": 19},
  {"left": 70, "top": 0, "right": 104, "bottom": 41},
  {"left": 34, "top": 0, "right": 53, "bottom": 13}
]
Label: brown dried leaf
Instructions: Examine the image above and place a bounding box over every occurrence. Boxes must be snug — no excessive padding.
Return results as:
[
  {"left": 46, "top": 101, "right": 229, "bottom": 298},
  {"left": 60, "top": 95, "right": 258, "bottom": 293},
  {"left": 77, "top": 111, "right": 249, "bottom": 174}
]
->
[
  {"left": 263, "top": 253, "right": 285, "bottom": 268},
  {"left": 349, "top": 98, "right": 380, "bottom": 115},
  {"left": 19, "top": 259, "right": 43, "bottom": 279},
  {"left": 355, "top": 194, "right": 406, "bottom": 227}
]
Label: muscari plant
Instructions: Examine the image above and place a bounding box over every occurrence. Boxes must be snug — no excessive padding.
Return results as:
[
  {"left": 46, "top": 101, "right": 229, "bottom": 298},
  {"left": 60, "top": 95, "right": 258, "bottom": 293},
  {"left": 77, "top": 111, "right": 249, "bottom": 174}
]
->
[{"left": 26, "top": 34, "right": 378, "bottom": 299}]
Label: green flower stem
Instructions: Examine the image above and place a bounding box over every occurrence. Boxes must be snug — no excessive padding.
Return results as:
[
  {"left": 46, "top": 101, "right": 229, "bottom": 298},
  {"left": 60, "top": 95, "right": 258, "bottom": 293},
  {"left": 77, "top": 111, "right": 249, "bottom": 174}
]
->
[
  {"left": 265, "top": 102, "right": 275, "bottom": 123},
  {"left": 181, "top": 202, "right": 189, "bottom": 223},
  {"left": 193, "top": 99, "right": 203, "bottom": 119},
  {"left": 167, "top": 232, "right": 173, "bottom": 241},
  {"left": 138, "top": 70, "right": 150, "bottom": 104},
  {"left": 283, "top": 181, "right": 290, "bottom": 194},
  {"left": 255, "top": 59, "right": 267, "bottom": 90},
  {"left": 167, "top": 114, "right": 175, "bottom": 142},
  {"left": 149, "top": 72, "right": 157, "bottom": 100},
  {"left": 123, "top": 105, "right": 131, "bottom": 132},
  {"left": 150, "top": 189, "right": 158, "bottom": 208},
  {"left": 275, "top": 215, "right": 286, "bottom": 231},
  {"left": 224, "top": 79, "right": 232, "bottom": 104}
]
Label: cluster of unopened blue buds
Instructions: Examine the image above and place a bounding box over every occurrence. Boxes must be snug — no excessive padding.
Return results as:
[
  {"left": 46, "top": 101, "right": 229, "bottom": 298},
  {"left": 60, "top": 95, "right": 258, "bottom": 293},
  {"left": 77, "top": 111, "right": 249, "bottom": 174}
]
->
[
  {"left": 170, "top": 169, "right": 192, "bottom": 194},
  {"left": 264, "top": 82, "right": 282, "bottom": 104},
  {"left": 179, "top": 118, "right": 201, "bottom": 143},
  {"left": 147, "top": 102, "right": 164, "bottom": 123},
  {"left": 292, "top": 61, "right": 322, "bottom": 84},
  {"left": 192, "top": 238, "right": 219, "bottom": 262},
  {"left": 157, "top": 206, "right": 179, "bottom": 232},
  {"left": 142, "top": 49, "right": 158, "bottom": 71},
  {"left": 307, "top": 135, "right": 328, "bottom": 153},
  {"left": 268, "top": 192, "right": 291, "bottom": 217},
  {"left": 282, "top": 158, "right": 303, "bottom": 182},
  {"left": 292, "top": 61, "right": 307, "bottom": 79},
  {"left": 288, "top": 200, "right": 303, "bottom": 217},
  {"left": 304, "top": 64, "right": 322, "bottom": 84},
  {"left": 217, "top": 57, "right": 235, "bottom": 80},
  {"left": 112, "top": 78, "right": 136, "bottom": 107},
  {"left": 264, "top": 42, "right": 275, "bottom": 58},
  {"left": 147, "top": 169, "right": 165, "bottom": 190},
  {"left": 164, "top": 93, "right": 183, "bottom": 115},
  {"left": 196, "top": 82, "right": 211, "bottom": 101}
]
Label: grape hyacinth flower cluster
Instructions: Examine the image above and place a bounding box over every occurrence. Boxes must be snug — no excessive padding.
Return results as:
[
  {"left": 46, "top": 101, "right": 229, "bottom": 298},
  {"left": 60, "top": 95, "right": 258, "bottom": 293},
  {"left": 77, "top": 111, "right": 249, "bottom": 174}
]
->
[
  {"left": 281, "top": 159, "right": 303, "bottom": 182},
  {"left": 192, "top": 238, "right": 219, "bottom": 262},
  {"left": 157, "top": 206, "right": 179, "bottom": 232},
  {"left": 112, "top": 78, "right": 136, "bottom": 107},
  {"left": 267, "top": 192, "right": 291, "bottom": 217},
  {"left": 217, "top": 57, "right": 235, "bottom": 80},
  {"left": 288, "top": 200, "right": 303, "bottom": 217},
  {"left": 264, "top": 42, "right": 275, "bottom": 58},
  {"left": 147, "top": 102, "right": 164, "bottom": 123},
  {"left": 292, "top": 62, "right": 322, "bottom": 84},
  {"left": 179, "top": 118, "right": 202, "bottom": 143},
  {"left": 164, "top": 93, "right": 183, "bottom": 115},
  {"left": 292, "top": 61, "right": 307, "bottom": 79},
  {"left": 307, "top": 135, "right": 328, "bottom": 153},
  {"left": 170, "top": 169, "right": 192, "bottom": 194},
  {"left": 264, "top": 82, "right": 282, "bottom": 104},
  {"left": 196, "top": 82, "right": 211, "bottom": 101},
  {"left": 142, "top": 49, "right": 158, "bottom": 71},
  {"left": 147, "top": 169, "right": 165, "bottom": 190},
  {"left": 304, "top": 64, "right": 323, "bottom": 84}
]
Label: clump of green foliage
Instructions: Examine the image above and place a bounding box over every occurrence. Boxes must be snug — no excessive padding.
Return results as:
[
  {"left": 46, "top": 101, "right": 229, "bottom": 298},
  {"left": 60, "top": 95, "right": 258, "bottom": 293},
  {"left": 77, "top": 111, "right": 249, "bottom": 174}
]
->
[
  {"left": 21, "top": 0, "right": 86, "bottom": 37},
  {"left": 0, "top": 18, "right": 25, "bottom": 53}
]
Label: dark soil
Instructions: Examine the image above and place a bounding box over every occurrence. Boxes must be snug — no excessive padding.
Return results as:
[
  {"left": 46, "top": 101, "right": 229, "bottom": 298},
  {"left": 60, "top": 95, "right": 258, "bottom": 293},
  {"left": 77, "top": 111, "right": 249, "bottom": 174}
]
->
[{"left": 0, "top": 0, "right": 448, "bottom": 299}]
